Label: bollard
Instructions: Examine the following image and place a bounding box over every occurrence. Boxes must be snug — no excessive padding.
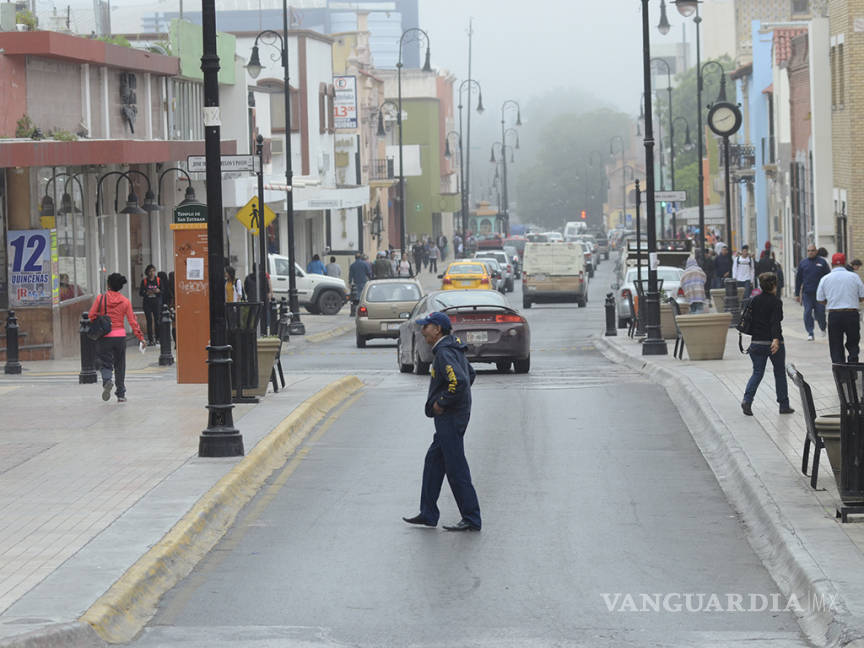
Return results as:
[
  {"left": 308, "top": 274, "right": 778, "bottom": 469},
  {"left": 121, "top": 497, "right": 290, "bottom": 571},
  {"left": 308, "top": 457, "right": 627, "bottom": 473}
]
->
[
  {"left": 279, "top": 297, "right": 290, "bottom": 342},
  {"left": 78, "top": 312, "right": 98, "bottom": 383},
  {"left": 158, "top": 305, "right": 175, "bottom": 366},
  {"left": 269, "top": 299, "right": 279, "bottom": 336},
  {"left": 4, "top": 311, "right": 22, "bottom": 375},
  {"left": 724, "top": 278, "right": 741, "bottom": 328},
  {"left": 604, "top": 293, "right": 618, "bottom": 337}
]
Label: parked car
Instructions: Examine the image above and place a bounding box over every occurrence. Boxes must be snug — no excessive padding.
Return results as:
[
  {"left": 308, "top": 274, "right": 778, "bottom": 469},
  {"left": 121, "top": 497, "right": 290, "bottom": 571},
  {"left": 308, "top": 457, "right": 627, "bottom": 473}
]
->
[
  {"left": 522, "top": 241, "right": 588, "bottom": 308},
  {"left": 355, "top": 279, "right": 423, "bottom": 348},
  {"left": 503, "top": 244, "right": 521, "bottom": 276},
  {"left": 439, "top": 261, "right": 492, "bottom": 291},
  {"left": 613, "top": 265, "right": 686, "bottom": 328},
  {"left": 269, "top": 253, "right": 348, "bottom": 315},
  {"left": 473, "top": 258, "right": 507, "bottom": 293},
  {"left": 474, "top": 250, "right": 515, "bottom": 291},
  {"left": 577, "top": 234, "right": 600, "bottom": 265},
  {"left": 576, "top": 241, "right": 595, "bottom": 278},
  {"left": 397, "top": 289, "right": 531, "bottom": 375}
]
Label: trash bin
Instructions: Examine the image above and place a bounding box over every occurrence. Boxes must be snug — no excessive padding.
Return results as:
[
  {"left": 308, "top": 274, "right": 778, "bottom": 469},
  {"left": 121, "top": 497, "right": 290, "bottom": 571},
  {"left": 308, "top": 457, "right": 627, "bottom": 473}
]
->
[
  {"left": 831, "top": 363, "right": 864, "bottom": 521},
  {"left": 226, "top": 302, "right": 262, "bottom": 404}
]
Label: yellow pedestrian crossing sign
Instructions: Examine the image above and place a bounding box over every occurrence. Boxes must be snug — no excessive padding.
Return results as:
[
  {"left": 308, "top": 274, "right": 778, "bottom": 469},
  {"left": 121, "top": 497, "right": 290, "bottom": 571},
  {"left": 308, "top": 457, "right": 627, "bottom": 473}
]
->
[{"left": 235, "top": 196, "right": 277, "bottom": 234}]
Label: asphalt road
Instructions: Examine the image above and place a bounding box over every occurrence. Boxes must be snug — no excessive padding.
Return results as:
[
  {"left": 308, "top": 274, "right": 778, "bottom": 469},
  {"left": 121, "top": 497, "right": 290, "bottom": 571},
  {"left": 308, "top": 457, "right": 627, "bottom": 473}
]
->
[{"left": 133, "top": 259, "right": 812, "bottom": 648}]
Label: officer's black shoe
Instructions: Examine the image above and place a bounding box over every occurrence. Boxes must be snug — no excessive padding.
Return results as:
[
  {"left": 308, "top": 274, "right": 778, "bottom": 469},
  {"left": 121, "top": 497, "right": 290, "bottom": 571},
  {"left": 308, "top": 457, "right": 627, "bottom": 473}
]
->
[
  {"left": 402, "top": 515, "right": 436, "bottom": 527},
  {"left": 443, "top": 519, "right": 481, "bottom": 532}
]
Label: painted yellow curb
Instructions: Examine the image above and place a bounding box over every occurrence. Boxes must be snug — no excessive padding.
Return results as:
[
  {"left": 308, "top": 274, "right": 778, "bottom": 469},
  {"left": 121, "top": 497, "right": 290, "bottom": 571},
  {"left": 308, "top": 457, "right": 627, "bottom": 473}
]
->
[
  {"left": 80, "top": 375, "right": 363, "bottom": 644},
  {"left": 304, "top": 323, "right": 355, "bottom": 344}
]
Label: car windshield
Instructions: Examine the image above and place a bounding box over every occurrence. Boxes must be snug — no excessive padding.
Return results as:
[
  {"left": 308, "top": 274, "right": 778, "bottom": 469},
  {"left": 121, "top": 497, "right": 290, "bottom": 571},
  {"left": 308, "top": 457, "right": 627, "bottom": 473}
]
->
[
  {"left": 366, "top": 283, "right": 421, "bottom": 302},
  {"left": 626, "top": 268, "right": 683, "bottom": 283},
  {"left": 478, "top": 259, "right": 500, "bottom": 271},
  {"left": 433, "top": 291, "right": 507, "bottom": 309},
  {"left": 447, "top": 263, "right": 486, "bottom": 275}
]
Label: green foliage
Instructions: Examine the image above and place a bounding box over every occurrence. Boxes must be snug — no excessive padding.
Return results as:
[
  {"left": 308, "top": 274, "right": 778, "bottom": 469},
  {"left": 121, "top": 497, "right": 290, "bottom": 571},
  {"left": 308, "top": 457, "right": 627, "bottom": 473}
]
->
[
  {"left": 513, "top": 108, "right": 632, "bottom": 230},
  {"left": 48, "top": 129, "right": 78, "bottom": 142},
  {"left": 15, "top": 114, "right": 35, "bottom": 138},
  {"left": 653, "top": 55, "right": 735, "bottom": 206},
  {"left": 15, "top": 9, "right": 37, "bottom": 29},
  {"left": 97, "top": 35, "right": 131, "bottom": 48}
]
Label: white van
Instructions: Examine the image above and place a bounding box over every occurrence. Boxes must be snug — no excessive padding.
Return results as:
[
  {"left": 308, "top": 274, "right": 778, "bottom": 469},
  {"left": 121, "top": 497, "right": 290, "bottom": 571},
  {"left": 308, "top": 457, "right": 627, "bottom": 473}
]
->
[
  {"left": 521, "top": 242, "right": 588, "bottom": 308},
  {"left": 268, "top": 254, "right": 348, "bottom": 315},
  {"left": 563, "top": 221, "right": 587, "bottom": 241}
]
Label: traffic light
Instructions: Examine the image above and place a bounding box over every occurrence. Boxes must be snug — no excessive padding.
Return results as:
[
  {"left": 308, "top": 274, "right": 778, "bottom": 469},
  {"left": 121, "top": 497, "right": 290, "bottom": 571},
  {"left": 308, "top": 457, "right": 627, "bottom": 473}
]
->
[{"left": 580, "top": 210, "right": 587, "bottom": 220}]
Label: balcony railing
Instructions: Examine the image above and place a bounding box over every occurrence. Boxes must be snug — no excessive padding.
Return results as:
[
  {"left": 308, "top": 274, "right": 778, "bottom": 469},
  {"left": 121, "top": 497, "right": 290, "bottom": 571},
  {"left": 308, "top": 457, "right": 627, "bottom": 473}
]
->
[
  {"left": 369, "top": 158, "right": 395, "bottom": 181},
  {"left": 729, "top": 144, "right": 756, "bottom": 170}
]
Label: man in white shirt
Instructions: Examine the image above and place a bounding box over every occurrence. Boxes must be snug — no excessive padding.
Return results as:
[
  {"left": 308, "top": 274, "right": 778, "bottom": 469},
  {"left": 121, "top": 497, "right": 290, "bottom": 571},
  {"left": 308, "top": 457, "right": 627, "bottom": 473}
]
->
[
  {"left": 732, "top": 245, "right": 756, "bottom": 298},
  {"left": 817, "top": 253, "right": 864, "bottom": 363}
]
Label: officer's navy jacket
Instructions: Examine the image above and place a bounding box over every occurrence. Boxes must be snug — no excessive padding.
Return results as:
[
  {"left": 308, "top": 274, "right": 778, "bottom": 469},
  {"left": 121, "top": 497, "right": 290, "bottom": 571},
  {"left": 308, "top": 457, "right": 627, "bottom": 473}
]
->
[{"left": 425, "top": 335, "right": 476, "bottom": 417}]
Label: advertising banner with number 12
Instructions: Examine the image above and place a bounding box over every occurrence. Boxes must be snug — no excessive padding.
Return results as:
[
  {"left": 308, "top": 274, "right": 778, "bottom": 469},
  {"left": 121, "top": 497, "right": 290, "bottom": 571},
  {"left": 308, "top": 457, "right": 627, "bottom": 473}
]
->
[{"left": 8, "top": 230, "right": 57, "bottom": 307}]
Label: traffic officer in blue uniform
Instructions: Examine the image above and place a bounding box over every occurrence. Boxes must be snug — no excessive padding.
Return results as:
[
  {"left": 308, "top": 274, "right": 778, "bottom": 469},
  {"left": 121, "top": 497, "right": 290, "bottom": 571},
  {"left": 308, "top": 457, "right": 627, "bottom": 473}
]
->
[{"left": 403, "top": 312, "right": 482, "bottom": 531}]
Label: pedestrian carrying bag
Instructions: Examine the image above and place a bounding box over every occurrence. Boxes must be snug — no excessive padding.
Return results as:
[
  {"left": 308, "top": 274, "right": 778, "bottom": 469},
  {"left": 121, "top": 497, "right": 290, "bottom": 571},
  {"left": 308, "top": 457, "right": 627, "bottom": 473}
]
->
[
  {"left": 736, "top": 298, "right": 755, "bottom": 354},
  {"left": 87, "top": 294, "right": 113, "bottom": 341}
]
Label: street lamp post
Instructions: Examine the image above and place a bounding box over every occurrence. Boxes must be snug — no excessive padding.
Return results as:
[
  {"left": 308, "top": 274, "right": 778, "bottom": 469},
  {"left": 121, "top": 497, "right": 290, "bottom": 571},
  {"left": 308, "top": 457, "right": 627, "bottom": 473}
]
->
[
  {"left": 500, "top": 100, "right": 521, "bottom": 237},
  {"left": 254, "top": 133, "right": 269, "bottom": 335},
  {"left": 199, "top": 0, "right": 244, "bottom": 456},
  {"left": 669, "top": 0, "right": 705, "bottom": 261},
  {"left": 246, "top": 13, "right": 305, "bottom": 335},
  {"left": 701, "top": 59, "right": 730, "bottom": 244},
  {"left": 458, "top": 79, "right": 484, "bottom": 250},
  {"left": 642, "top": 0, "right": 669, "bottom": 356},
  {"left": 670, "top": 115, "right": 692, "bottom": 235},
  {"left": 397, "top": 28, "right": 433, "bottom": 255}
]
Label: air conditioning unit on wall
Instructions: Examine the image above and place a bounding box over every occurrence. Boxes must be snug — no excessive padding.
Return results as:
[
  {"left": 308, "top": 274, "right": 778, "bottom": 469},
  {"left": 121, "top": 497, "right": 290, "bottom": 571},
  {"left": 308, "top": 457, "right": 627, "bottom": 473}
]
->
[{"left": 271, "top": 137, "right": 284, "bottom": 156}]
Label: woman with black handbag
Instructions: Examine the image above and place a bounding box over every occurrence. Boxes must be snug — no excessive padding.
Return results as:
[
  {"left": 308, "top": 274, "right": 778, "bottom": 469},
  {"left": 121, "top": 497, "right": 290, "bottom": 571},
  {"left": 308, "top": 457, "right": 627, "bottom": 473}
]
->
[
  {"left": 741, "top": 272, "right": 795, "bottom": 417},
  {"left": 88, "top": 273, "right": 146, "bottom": 403}
]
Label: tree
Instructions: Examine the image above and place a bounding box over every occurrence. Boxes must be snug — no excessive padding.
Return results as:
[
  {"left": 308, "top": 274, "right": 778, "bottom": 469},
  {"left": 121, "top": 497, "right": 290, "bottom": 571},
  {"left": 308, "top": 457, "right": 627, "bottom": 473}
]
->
[{"left": 512, "top": 108, "right": 632, "bottom": 230}]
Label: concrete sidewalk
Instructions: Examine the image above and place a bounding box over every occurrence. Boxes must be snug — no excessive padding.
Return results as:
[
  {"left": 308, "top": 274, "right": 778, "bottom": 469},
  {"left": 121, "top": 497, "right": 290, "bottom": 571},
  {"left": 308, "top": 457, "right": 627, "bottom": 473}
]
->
[
  {"left": 0, "top": 312, "right": 356, "bottom": 643},
  {"left": 596, "top": 302, "right": 864, "bottom": 648}
]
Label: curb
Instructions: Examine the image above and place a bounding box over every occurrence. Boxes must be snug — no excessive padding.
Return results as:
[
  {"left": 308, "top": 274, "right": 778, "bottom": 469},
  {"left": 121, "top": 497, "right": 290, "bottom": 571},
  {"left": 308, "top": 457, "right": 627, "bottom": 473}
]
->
[
  {"left": 594, "top": 337, "right": 864, "bottom": 648},
  {"left": 304, "top": 323, "right": 355, "bottom": 344},
  {"left": 0, "top": 623, "right": 106, "bottom": 648},
  {"left": 74, "top": 375, "right": 364, "bottom": 644}
]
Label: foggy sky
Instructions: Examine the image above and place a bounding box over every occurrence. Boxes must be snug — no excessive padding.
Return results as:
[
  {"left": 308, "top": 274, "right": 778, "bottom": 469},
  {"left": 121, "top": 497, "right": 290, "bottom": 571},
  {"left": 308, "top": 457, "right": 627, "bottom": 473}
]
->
[{"left": 420, "top": 0, "right": 696, "bottom": 119}]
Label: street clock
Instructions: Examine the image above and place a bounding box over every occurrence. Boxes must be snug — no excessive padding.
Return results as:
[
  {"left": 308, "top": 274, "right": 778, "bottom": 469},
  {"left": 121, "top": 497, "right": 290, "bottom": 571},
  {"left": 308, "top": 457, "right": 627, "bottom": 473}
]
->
[{"left": 707, "top": 101, "right": 743, "bottom": 138}]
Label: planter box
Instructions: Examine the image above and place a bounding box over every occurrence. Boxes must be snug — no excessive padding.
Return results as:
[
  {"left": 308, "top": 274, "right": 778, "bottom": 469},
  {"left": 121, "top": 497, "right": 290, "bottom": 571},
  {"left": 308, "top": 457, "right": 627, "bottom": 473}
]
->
[
  {"left": 710, "top": 287, "right": 746, "bottom": 313},
  {"left": 250, "top": 337, "right": 281, "bottom": 397},
  {"left": 676, "top": 312, "right": 732, "bottom": 360},
  {"left": 660, "top": 301, "right": 689, "bottom": 339}
]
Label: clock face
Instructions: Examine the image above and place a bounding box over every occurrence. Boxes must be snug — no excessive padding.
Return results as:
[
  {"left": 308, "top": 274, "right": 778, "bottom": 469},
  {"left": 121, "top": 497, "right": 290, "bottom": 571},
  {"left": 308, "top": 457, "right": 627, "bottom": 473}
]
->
[{"left": 708, "top": 102, "right": 741, "bottom": 136}]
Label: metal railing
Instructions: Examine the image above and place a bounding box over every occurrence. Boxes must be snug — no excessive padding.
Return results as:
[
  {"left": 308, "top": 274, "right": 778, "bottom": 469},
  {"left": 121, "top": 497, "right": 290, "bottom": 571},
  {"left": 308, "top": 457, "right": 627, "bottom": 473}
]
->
[{"left": 369, "top": 159, "right": 395, "bottom": 181}]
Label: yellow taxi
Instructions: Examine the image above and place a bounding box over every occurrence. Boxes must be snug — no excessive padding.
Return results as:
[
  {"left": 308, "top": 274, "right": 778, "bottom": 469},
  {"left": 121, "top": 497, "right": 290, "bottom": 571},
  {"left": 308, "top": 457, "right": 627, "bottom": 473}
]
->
[{"left": 439, "top": 261, "right": 492, "bottom": 290}]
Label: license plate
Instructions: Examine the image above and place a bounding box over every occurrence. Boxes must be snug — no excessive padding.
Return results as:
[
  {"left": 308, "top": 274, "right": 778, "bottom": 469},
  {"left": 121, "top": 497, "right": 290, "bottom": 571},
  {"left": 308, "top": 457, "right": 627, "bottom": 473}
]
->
[
  {"left": 387, "top": 323, "right": 401, "bottom": 331},
  {"left": 466, "top": 331, "right": 488, "bottom": 344},
  {"left": 534, "top": 274, "right": 546, "bottom": 281},
  {"left": 458, "top": 280, "right": 474, "bottom": 286}
]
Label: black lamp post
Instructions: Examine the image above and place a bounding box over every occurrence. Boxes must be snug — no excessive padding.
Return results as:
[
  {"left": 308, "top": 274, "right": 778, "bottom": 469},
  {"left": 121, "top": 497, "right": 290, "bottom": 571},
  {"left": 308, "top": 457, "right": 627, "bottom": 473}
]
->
[
  {"left": 247, "top": 16, "right": 305, "bottom": 336},
  {"left": 397, "top": 28, "right": 433, "bottom": 255},
  {"left": 198, "top": 0, "right": 243, "bottom": 457},
  {"left": 642, "top": 0, "right": 669, "bottom": 356},
  {"left": 651, "top": 56, "right": 674, "bottom": 194},
  {"left": 157, "top": 166, "right": 196, "bottom": 208},
  {"left": 458, "top": 79, "right": 483, "bottom": 249},
  {"left": 500, "top": 100, "right": 521, "bottom": 237},
  {"left": 113, "top": 169, "right": 158, "bottom": 215},
  {"left": 667, "top": 0, "right": 705, "bottom": 260},
  {"left": 670, "top": 115, "right": 692, "bottom": 235}
]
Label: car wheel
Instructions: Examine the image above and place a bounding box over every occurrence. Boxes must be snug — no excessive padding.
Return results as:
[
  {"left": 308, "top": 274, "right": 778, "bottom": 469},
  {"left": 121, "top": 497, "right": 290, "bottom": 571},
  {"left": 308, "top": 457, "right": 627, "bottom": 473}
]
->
[
  {"left": 495, "top": 361, "right": 511, "bottom": 373},
  {"left": 414, "top": 348, "right": 431, "bottom": 375},
  {"left": 506, "top": 279, "right": 514, "bottom": 292},
  {"left": 356, "top": 333, "right": 366, "bottom": 349},
  {"left": 522, "top": 298, "right": 532, "bottom": 309},
  {"left": 317, "top": 290, "right": 344, "bottom": 315},
  {"left": 397, "top": 341, "right": 413, "bottom": 373},
  {"left": 304, "top": 304, "right": 320, "bottom": 315},
  {"left": 578, "top": 299, "right": 587, "bottom": 308},
  {"left": 513, "top": 356, "right": 530, "bottom": 374}
]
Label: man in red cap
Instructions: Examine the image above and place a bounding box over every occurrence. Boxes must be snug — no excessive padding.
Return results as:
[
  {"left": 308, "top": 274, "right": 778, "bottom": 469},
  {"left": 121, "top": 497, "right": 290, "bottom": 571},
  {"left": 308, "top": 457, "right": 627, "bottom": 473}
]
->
[{"left": 817, "top": 253, "right": 864, "bottom": 363}]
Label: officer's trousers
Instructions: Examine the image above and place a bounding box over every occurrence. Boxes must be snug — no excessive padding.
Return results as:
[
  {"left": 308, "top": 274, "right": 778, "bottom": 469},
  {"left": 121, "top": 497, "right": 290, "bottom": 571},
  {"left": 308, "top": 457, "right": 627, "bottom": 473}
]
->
[{"left": 420, "top": 409, "right": 481, "bottom": 528}]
